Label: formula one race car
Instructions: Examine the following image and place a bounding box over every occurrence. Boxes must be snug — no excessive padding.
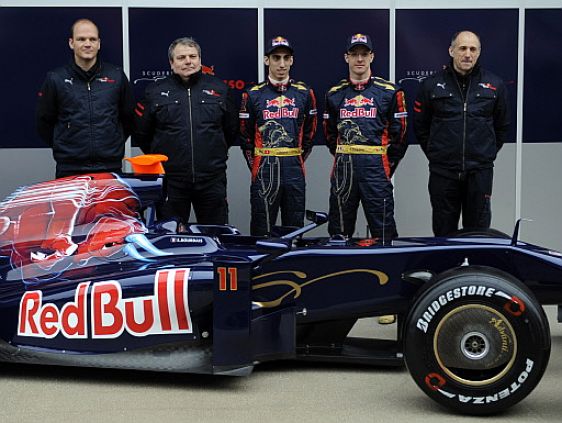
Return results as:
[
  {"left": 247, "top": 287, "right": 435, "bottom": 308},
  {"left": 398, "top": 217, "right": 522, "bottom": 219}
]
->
[{"left": 0, "top": 169, "right": 558, "bottom": 415}]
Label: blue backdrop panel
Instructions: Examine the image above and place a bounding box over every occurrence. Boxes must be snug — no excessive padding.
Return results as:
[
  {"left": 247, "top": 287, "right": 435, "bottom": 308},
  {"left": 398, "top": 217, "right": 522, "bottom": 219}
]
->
[
  {"left": 264, "top": 9, "right": 390, "bottom": 145},
  {"left": 0, "top": 7, "right": 123, "bottom": 148},
  {"left": 396, "top": 9, "right": 518, "bottom": 145},
  {"left": 129, "top": 8, "right": 258, "bottom": 105},
  {"left": 524, "top": 9, "right": 562, "bottom": 143}
]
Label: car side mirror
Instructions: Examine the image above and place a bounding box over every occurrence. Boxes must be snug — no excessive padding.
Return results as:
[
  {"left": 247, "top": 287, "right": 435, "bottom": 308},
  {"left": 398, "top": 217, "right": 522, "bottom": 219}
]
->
[
  {"left": 256, "top": 238, "right": 292, "bottom": 256},
  {"left": 306, "top": 210, "right": 328, "bottom": 225}
]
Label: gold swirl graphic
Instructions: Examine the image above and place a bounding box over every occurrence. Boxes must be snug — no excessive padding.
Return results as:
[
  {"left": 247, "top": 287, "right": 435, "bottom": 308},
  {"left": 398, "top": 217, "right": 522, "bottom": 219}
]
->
[
  {"left": 252, "top": 269, "right": 388, "bottom": 308},
  {"left": 254, "top": 270, "right": 307, "bottom": 280}
]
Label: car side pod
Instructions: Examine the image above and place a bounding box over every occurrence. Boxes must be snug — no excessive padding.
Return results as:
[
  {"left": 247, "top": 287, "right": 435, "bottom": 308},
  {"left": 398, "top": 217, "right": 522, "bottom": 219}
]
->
[
  {"left": 403, "top": 266, "right": 551, "bottom": 415},
  {"left": 212, "top": 254, "right": 298, "bottom": 376},
  {"left": 212, "top": 257, "right": 254, "bottom": 376}
]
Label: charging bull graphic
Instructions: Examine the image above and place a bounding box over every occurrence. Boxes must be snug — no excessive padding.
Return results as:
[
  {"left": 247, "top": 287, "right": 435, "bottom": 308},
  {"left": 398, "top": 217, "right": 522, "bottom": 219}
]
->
[
  {"left": 0, "top": 173, "right": 169, "bottom": 284},
  {"left": 337, "top": 119, "right": 369, "bottom": 145},
  {"left": 259, "top": 120, "right": 292, "bottom": 148}
]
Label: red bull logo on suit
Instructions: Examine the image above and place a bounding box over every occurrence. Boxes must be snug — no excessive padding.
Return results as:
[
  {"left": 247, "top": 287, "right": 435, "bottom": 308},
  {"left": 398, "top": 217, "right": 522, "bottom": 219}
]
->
[
  {"left": 340, "top": 95, "right": 377, "bottom": 118},
  {"left": 263, "top": 96, "right": 299, "bottom": 119}
]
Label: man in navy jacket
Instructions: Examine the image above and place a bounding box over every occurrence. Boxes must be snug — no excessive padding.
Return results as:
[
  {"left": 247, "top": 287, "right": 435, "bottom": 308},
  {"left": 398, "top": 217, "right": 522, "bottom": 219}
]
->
[
  {"left": 36, "top": 19, "right": 135, "bottom": 179},
  {"left": 414, "top": 31, "right": 510, "bottom": 236},
  {"left": 134, "top": 37, "right": 238, "bottom": 226}
]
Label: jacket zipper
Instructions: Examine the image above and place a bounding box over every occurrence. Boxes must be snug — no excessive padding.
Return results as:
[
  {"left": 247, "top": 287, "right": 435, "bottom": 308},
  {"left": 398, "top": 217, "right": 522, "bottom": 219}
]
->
[
  {"left": 87, "top": 81, "right": 94, "bottom": 163},
  {"left": 188, "top": 88, "right": 195, "bottom": 183},
  {"left": 454, "top": 76, "right": 471, "bottom": 175}
]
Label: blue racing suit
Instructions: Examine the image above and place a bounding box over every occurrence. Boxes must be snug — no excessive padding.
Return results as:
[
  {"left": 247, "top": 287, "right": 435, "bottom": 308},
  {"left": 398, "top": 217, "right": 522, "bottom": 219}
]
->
[
  {"left": 240, "top": 79, "right": 317, "bottom": 236},
  {"left": 324, "top": 76, "right": 408, "bottom": 239}
]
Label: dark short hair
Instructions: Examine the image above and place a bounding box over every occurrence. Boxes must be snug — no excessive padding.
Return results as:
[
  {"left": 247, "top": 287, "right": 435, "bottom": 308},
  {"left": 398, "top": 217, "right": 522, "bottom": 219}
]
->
[
  {"left": 168, "top": 37, "right": 201, "bottom": 61},
  {"left": 70, "top": 18, "right": 99, "bottom": 39},
  {"left": 450, "top": 30, "right": 481, "bottom": 48}
]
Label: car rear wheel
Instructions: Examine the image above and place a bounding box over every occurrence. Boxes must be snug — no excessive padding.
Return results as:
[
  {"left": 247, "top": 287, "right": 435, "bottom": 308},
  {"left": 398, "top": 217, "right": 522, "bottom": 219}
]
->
[{"left": 403, "top": 266, "right": 550, "bottom": 415}]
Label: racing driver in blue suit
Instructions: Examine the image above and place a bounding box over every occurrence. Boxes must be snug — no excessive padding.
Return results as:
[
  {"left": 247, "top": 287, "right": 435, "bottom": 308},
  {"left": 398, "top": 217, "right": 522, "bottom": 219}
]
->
[
  {"left": 324, "top": 33, "right": 408, "bottom": 242},
  {"left": 240, "top": 36, "right": 317, "bottom": 236}
]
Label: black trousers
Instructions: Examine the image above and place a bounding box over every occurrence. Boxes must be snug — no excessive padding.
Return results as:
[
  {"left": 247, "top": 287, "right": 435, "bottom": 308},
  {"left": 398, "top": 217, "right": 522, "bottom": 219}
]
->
[
  {"left": 428, "top": 168, "right": 493, "bottom": 236},
  {"left": 162, "top": 173, "right": 228, "bottom": 225}
]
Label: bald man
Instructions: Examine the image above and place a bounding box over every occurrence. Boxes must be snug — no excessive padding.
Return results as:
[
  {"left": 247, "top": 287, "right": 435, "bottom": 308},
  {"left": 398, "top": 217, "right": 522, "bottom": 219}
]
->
[
  {"left": 36, "top": 19, "right": 134, "bottom": 178},
  {"left": 414, "top": 30, "right": 510, "bottom": 236}
]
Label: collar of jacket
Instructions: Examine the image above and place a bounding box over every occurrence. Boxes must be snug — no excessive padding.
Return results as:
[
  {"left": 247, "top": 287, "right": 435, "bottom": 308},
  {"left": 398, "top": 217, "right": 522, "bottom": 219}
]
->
[
  {"left": 70, "top": 58, "right": 102, "bottom": 82},
  {"left": 446, "top": 59, "right": 481, "bottom": 81},
  {"left": 348, "top": 75, "right": 372, "bottom": 91},
  {"left": 173, "top": 69, "right": 203, "bottom": 88},
  {"left": 266, "top": 77, "right": 292, "bottom": 93}
]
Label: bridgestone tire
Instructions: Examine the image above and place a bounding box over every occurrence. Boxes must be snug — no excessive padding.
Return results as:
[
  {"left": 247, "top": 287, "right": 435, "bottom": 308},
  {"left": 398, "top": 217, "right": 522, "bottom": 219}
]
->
[{"left": 403, "top": 266, "right": 551, "bottom": 415}]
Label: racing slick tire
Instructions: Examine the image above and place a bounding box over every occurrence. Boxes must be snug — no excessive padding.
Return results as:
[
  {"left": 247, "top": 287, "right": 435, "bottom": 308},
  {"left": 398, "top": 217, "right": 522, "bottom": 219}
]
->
[{"left": 403, "top": 266, "right": 550, "bottom": 415}]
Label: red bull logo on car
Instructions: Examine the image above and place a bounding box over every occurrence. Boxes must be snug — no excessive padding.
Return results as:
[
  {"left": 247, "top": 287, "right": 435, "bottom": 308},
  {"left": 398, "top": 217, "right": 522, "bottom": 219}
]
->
[
  {"left": 263, "top": 96, "right": 299, "bottom": 119},
  {"left": 340, "top": 95, "right": 377, "bottom": 118},
  {"left": 18, "top": 269, "right": 192, "bottom": 339}
]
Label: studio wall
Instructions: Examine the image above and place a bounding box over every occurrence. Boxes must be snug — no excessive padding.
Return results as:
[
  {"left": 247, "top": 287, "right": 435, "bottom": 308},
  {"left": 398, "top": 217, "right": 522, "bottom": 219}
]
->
[{"left": 0, "top": 2, "right": 560, "bottom": 248}]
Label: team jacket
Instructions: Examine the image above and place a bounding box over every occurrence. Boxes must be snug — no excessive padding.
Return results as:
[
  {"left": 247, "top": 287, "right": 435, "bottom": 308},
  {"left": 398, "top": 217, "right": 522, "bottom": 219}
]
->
[
  {"left": 239, "top": 79, "right": 317, "bottom": 178},
  {"left": 134, "top": 71, "right": 238, "bottom": 181},
  {"left": 414, "top": 63, "right": 510, "bottom": 173},
  {"left": 323, "top": 76, "right": 408, "bottom": 176},
  {"left": 36, "top": 60, "right": 135, "bottom": 173}
]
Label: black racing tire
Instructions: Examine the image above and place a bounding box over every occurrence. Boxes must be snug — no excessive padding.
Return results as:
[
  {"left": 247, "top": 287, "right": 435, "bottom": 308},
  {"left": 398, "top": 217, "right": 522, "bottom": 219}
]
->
[{"left": 403, "top": 266, "right": 551, "bottom": 415}]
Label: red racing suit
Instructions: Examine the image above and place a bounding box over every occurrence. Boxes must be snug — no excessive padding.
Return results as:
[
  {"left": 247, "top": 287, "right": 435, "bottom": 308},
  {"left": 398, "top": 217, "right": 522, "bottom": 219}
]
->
[
  {"left": 324, "top": 76, "right": 408, "bottom": 239},
  {"left": 240, "top": 79, "right": 317, "bottom": 235}
]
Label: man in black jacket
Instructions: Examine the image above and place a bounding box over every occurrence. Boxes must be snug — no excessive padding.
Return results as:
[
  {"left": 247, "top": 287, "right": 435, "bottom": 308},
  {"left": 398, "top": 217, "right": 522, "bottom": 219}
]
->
[
  {"left": 134, "top": 37, "right": 238, "bottom": 225},
  {"left": 36, "top": 19, "right": 135, "bottom": 178},
  {"left": 414, "top": 30, "right": 510, "bottom": 236}
]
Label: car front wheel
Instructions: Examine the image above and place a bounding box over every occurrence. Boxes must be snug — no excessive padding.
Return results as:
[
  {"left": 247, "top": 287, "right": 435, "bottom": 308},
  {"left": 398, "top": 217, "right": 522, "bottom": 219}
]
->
[{"left": 403, "top": 266, "right": 551, "bottom": 415}]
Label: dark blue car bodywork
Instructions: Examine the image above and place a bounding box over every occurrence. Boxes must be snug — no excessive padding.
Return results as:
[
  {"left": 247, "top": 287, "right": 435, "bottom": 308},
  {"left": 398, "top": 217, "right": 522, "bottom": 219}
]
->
[{"left": 0, "top": 174, "right": 559, "bottom": 413}]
